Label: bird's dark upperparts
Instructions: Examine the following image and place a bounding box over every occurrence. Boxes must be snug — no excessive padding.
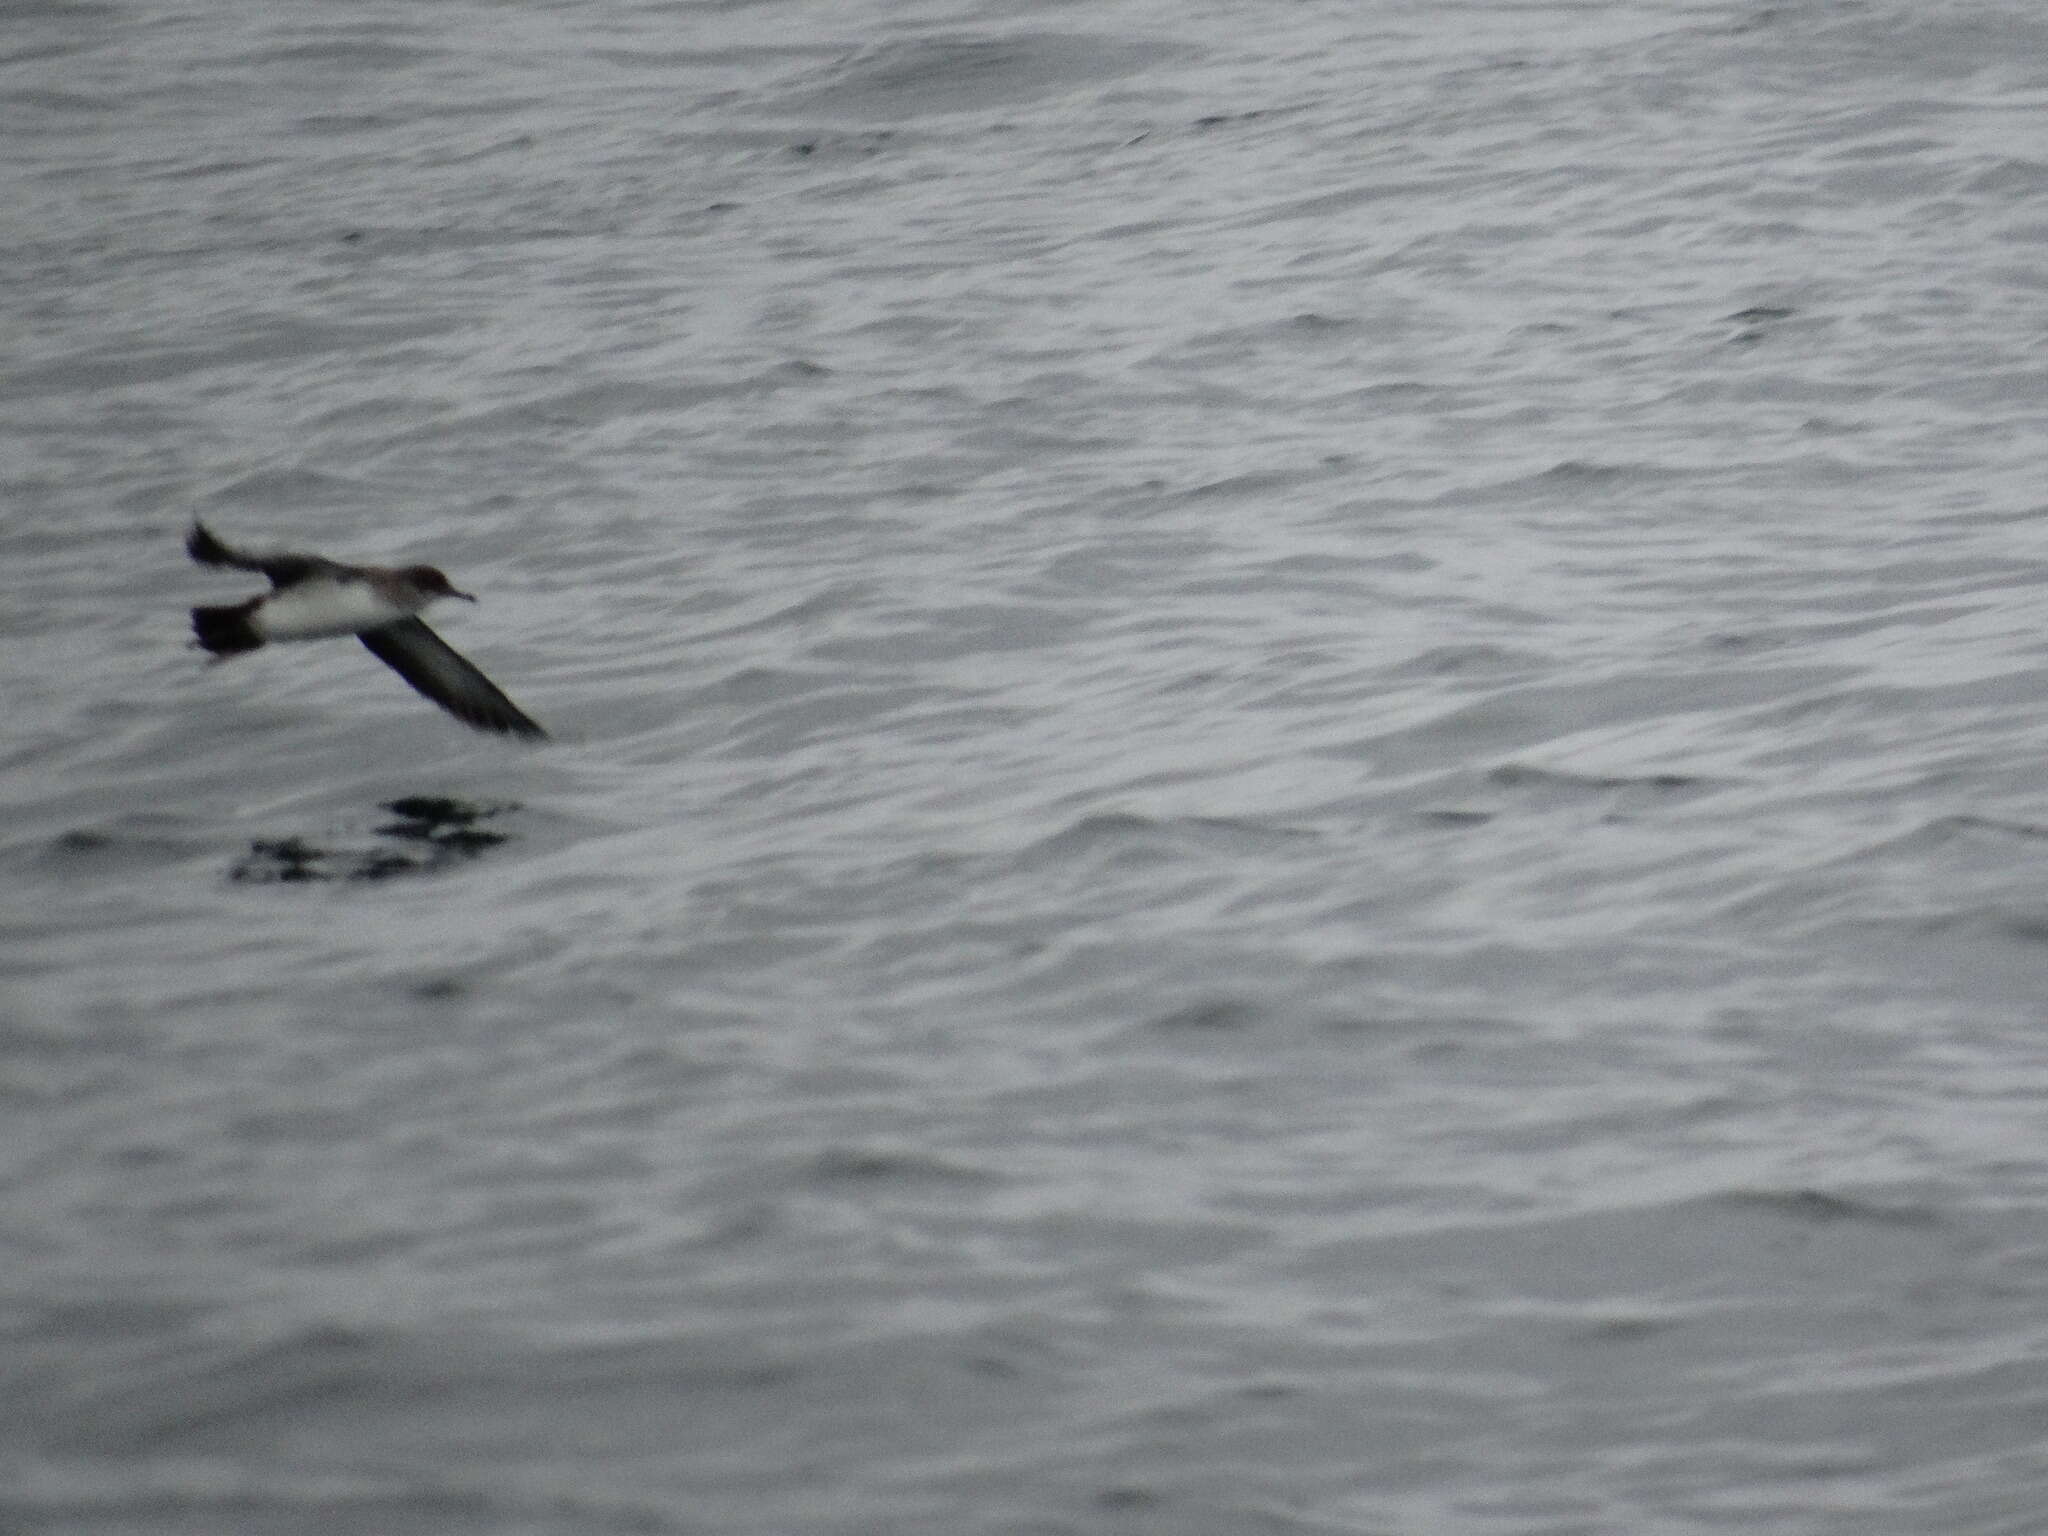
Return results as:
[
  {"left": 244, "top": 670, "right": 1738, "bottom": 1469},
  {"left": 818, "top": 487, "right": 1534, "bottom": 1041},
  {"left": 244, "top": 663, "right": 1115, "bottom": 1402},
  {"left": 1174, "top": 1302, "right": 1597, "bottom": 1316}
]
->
[{"left": 185, "top": 521, "right": 547, "bottom": 739}]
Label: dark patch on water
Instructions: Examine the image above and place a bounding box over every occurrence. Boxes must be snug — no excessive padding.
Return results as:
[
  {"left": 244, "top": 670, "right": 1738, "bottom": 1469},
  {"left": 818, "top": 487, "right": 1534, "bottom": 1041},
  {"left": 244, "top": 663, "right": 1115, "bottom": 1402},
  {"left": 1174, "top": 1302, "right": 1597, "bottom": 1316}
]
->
[
  {"left": 1095, "top": 1486, "right": 1159, "bottom": 1510},
  {"left": 42, "top": 819, "right": 206, "bottom": 873},
  {"left": 231, "top": 836, "right": 332, "bottom": 883},
  {"left": 229, "top": 798, "right": 515, "bottom": 884},
  {"left": 1150, "top": 997, "right": 1257, "bottom": 1033},
  {"left": 1489, "top": 763, "right": 1707, "bottom": 794},
  {"left": 1417, "top": 809, "right": 1494, "bottom": 828},
  {"left": 809, "top": 1147, "right": 993, "bottom": 1185},
  {"left": 1725, "top": 304, "right": 1799, "bottom": 346},
  {"left": 1724, "top": 1187, "right": 1941, "bottom": 1228},
  {"left": 380, "top": 795, "right": 512, "bottom": 854},
  {"left": 770, "top": 33, "right": 1187, "bottom": 120}
]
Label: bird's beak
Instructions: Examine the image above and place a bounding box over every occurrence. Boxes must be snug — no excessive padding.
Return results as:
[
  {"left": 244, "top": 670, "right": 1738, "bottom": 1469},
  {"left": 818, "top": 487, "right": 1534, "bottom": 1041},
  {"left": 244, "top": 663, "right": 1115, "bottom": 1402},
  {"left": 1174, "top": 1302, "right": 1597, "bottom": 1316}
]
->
[{"left": 451, "top": 589, "right": 477, "bottom": 602}]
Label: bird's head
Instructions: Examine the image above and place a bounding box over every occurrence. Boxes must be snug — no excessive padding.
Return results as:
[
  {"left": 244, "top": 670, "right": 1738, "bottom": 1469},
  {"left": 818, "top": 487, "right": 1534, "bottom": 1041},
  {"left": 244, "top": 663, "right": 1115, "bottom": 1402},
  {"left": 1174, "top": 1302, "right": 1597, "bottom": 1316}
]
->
[{"left": 403, "top": 566, "right": 477, "bottom": 604}]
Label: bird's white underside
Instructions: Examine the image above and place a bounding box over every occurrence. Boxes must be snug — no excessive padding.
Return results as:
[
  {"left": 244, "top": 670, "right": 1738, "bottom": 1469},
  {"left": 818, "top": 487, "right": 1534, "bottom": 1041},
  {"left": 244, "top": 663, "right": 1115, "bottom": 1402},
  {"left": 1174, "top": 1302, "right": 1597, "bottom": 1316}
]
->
[{"left": 254, "top": 578, "right": 422, "bottom": 640}]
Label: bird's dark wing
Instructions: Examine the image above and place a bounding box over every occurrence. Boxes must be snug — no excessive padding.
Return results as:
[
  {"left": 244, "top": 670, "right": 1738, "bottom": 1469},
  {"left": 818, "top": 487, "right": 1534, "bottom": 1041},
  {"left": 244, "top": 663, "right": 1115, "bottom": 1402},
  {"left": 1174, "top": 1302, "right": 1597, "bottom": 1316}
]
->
[
  {"left": 358, "top": 617, "right": 548, "bottom": 739},
  {"left": 186, "top": 520, "right": 336, "bottom": 589}
]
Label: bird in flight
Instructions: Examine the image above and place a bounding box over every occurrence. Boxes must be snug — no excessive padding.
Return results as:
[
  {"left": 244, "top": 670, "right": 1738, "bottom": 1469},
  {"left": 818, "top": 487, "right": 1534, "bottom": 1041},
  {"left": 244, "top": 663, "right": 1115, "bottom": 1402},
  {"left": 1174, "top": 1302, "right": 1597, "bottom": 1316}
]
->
[{"left": 186, "top": 521, "right": 547, "bottom": 739}]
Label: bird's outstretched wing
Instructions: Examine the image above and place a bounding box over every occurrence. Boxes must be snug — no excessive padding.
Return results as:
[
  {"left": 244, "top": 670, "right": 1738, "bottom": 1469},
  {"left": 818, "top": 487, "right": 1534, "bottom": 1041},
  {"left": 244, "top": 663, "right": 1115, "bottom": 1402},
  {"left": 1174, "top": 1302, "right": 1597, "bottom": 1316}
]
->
[
  {"left": 358, "top": 617, "right": 548, "bottom": 739},
  {"left": 186, "top": 520, "right": 335, "bottom": 589}
]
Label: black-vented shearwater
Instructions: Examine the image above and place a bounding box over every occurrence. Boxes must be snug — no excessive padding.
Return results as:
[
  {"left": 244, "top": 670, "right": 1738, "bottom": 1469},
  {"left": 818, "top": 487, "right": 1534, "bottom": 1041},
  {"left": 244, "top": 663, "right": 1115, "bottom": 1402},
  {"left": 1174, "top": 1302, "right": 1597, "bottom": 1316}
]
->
[{"left": 186, "top": 521, "right": 547, "bottom": 739}]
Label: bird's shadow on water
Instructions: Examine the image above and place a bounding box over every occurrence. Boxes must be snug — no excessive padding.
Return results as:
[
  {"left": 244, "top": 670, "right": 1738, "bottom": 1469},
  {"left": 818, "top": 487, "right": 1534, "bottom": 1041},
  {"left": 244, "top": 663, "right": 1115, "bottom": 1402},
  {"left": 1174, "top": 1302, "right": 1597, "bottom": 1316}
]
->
[{"left": 229, "top": 796, "right": 516, "bottom": 884}]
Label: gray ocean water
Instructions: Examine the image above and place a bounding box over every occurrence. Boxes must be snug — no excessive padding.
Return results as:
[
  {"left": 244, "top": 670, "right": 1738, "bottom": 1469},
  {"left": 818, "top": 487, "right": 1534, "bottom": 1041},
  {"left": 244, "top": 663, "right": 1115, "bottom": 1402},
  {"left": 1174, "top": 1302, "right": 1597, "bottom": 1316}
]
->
[{"left": 7, "top": 0, "right": 2048, "bottom": 1530}]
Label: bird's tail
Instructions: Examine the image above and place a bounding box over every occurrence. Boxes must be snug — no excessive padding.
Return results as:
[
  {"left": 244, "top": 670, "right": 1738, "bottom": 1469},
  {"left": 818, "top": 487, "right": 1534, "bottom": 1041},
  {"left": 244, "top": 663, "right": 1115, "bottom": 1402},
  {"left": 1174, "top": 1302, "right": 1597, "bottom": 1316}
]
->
[
  {"left": 192, "top": 600, "right": 264, "bottom": 656},
  {"left": 186, "top": 519, "right": 270, "bottom": 571}
]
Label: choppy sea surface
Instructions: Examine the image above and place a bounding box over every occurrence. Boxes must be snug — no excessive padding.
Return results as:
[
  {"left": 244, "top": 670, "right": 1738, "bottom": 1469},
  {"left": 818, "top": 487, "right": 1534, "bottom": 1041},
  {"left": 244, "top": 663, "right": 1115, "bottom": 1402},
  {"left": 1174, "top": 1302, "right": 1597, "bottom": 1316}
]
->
[{"left": 8, "top": 0, "right": 2048, "bottom": 1530}]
